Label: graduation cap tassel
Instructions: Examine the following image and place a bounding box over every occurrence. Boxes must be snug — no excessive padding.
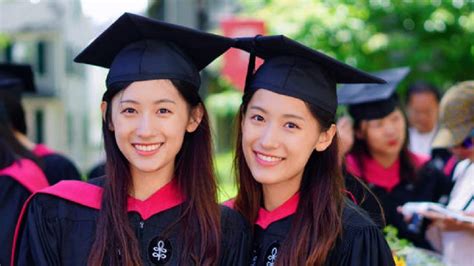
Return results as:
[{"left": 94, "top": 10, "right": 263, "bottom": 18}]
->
[
  {"left": 243, "top": 34, "right": 262, "bottom": 93},
  {"left": 243, "top": 51, "right": 256, "bottom": 93}
]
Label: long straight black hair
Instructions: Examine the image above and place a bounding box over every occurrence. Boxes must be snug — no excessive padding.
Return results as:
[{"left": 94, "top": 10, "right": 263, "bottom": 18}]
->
[
  {"left": 88, "top": 79, "right": 221, "bottom": 266},
  {"left": 234, "top": 90, "right": 345, "bottom": 265}
]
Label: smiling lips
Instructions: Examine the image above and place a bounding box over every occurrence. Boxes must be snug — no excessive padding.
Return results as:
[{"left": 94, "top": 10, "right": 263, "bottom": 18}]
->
[
  {"left": 133, "top": 143, "right": 162, "bottom": 156},
  {"left": 254, "top": 151, "right": 284, "bottom": 166}
]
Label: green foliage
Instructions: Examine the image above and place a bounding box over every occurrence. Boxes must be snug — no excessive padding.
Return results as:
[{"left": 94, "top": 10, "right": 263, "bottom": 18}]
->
[
  {"left": 239, "top": 0, "right": 474, "bottom": 93},
  {"left": 0, "top": 34, "right": 10, "bottom": 50},
  {"left": 205, "top": 88, "right": 242, "bottom": 118},
  {"left": 384, "top": 225, "right": 445, "bottom": 265},
  {"left": 384, "top": 225, "right": 412, "bottom": 251},
  {"left": 214, "top": 151, "right": 237, "bottom": 202},
  {"left": 205, "top": 77, "right": 242, "bottom": 152}
]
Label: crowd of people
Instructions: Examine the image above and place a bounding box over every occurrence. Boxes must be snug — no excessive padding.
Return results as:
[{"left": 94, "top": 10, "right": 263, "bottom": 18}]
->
[{"left": 1, "top": 12, "right": 472, "bottom": 266}]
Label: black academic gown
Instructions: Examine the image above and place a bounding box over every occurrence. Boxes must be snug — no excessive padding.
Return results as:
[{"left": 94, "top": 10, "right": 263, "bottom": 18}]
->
[
  {"left": 250, "top": 199, "right": 394, "bottom": 266},
  {"left": 13, "top": 177, "right": 251, "bottom": 266},
  {"left": 87, "top": 161, "right": 105, "bottom": 179},
  {"left": 0, "top": 159, "right": 49, "bottom": 266},
  {"left": 345, "top": 161, "right": 453, "bottom": 249},
  {"left": 33, "top": 144, "right": 81, "bottom": 184}
]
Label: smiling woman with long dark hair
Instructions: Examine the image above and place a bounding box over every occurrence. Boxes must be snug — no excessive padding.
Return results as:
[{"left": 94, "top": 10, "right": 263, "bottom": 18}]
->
[
  {"left": 228, "top": 35, "right": 394, "bottom": 266},
  {"left": 12, "top": 13, "right": 250, "bottom": 266}
]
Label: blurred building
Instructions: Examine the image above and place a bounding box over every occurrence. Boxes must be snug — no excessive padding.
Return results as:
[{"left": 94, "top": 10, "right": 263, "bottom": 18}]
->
[{"left": 0, "top": 0, "right": 97, "bottom": 172}]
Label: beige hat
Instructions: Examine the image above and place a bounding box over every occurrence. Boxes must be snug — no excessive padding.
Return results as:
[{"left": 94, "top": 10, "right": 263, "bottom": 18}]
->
[{"left": 432, "top": 81, "right": 474, "bottom": 148}]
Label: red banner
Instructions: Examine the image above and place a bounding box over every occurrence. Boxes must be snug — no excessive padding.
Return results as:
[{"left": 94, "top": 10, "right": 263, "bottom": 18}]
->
[{"left": 221, "top": 19, "right": 265, "bottom": 91}]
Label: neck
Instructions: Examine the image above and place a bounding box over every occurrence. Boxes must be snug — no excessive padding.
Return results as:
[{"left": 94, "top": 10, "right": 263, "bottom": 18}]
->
[
  {"left": 371, "top": 151, "right": 399, "bottom": 168},
  {"left": 130, "top": 163, "right": 175, "bottom": 201},
  {"left": 14, "top": 131, "right": 36, "bottom": 150},
  {"left": 262, "top": 177, "right": 301, "bottom": 211}
]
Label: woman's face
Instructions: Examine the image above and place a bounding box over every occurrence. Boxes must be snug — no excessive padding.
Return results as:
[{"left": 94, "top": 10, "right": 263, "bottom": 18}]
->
[
  {"left": 359, "top": 108, "right": 406, "bottom": 157},
  {"left": 103, "top": 79, "right": 201, "bottom": 178},
  {"left": 241, "top": 89, "right": 336, "bottom": 191}
]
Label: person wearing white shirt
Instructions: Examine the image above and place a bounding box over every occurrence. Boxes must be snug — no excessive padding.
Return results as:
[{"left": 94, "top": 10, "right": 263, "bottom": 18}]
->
[
  {"left": 424, "top": 81, "right": 474, "bottom": 266},
  {"left": 406, "top": 81, "right": 441, "bottom": 157}
]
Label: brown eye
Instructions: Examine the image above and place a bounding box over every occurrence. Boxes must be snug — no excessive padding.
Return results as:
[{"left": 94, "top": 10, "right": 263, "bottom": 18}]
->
[
  {"left": 251, "top": 114, "right": 264, "bottom": 122},
  {"left": 158, "top": 108, "right": 171, "bottom": 114},
  {"left": 121, "top": 108, "right": 136, "bottom": 114},
  {"left": 284, "top": 122, "right": 299, "bottom": 129}
]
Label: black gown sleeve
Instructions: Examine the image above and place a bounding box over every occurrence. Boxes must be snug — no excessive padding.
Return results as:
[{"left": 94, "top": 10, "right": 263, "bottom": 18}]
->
[
  {"left": 0, "top": 176, "right": 31, "bottom": 266},
  {"left": 15, "top": 194, "right": 61, "bottom": 266},
  {"left": 218, "top": 205, "right": 252, "bottom": 266},
  {"left": 327, "top": 202, "right": 395, "bottom": 266},
  {"left": 42, "top": 154, "right": 82, "bottom": 185},
  {"left": 344, "top": 173, "right": 386, "bottom": 227}
]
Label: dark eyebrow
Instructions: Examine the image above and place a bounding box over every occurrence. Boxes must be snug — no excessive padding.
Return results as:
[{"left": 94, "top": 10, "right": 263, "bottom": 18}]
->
[
  {"left": 249, "top": 105, "right": 305, "bottom": 121},
  {"left": 248, "top": 106, "right": 267, "bottom": 113},
  {"left": 119, "top": 99, "right": 176, "bottom": 105},
  {"left": 282, "top": 114, "right": 305, "bottom": 121}
]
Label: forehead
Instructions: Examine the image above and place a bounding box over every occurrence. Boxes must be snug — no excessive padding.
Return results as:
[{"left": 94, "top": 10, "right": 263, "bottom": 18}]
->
[
  {"left": 116, "top": 79, "right": 181, "bottom": 101},
  {"left": 409, "top": 91, "right": 438, "bottom": 104}
]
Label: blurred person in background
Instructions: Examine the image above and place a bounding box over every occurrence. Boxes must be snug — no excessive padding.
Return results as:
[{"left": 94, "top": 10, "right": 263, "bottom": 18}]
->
[
  {"left": 0, "top": 98, "right": 48, "bottom": 265},
  {"left": 0, "top": 64, "right": 81, "bottom": 184},
  {"left": 405, "top": 80, "right": 459, "bottom": 180},
  {"left": 339, "top": 67, "right": 452, "bottom": 249},
  {"left": 422, "top": 81, "right": 474, "bottom": 266},
  {"left": 406, "top": 81, "right": 441, "bottom": 157}
]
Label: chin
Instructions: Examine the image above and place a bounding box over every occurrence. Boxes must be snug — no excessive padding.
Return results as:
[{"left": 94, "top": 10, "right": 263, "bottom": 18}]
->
[
  {"left": 130, "top": 162, "right": 162, "bottom": 173},
  {"left": 251, "top": 172, "right": 279, "bottom": 185}
]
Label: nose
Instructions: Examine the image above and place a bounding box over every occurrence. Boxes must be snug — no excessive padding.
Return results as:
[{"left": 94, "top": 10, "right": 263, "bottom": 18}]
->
[
  {"left": 259, "top": 123, "right": 280, "bottom": 150},
  {"left": 136, "top": 114, "right": 155, "bottom": 138},
  {"left": 384, "top": 123, "right": 397, "bottom": 137}
]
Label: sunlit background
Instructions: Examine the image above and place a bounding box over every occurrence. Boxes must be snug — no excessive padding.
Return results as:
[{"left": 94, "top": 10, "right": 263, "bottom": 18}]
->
[{"left": 1, "top": 0, "right": 473, "bottom": 202}]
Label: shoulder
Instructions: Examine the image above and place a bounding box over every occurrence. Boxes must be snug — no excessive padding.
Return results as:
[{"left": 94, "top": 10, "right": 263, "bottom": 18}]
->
[
  {"left": 220, "top": 205, "right": 250, "bottom": 230},
  {"left": 29, "top": 179, "right": 103, "bottom": 219},
  {"left": 344, "top": 154, "right": 362, "bottom": 177},
  {"left": 454, "top": 159, "right": 473, "bottom": 174},
  {"left": 219, "top": 198, "right": 249, "bottom": 228},
  {"left": 337, "top": 200, "right": 391, "bottom": 253},
  {"left": 42, "top": 153, "right": 78, "bottom": 169},
  {"left": 87, "top": 176, "right": 106, "bottom": 187},
  {"left": 409, "top": 151, "right": 430, "bottom": 169},
  {"left": 341, "top": 199, "right": 378, "bottom": 231}
]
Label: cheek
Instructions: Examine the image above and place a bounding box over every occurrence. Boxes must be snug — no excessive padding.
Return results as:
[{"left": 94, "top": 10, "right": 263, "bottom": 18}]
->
[
  {"left": 396, "top": 120, "right": 407, "bottom": 137},
  {"left": 241, "top": 122, "right": 258, "bottom": 146},
  {"left": 366, "top": 130, "right": 382, "bottom": 147}
]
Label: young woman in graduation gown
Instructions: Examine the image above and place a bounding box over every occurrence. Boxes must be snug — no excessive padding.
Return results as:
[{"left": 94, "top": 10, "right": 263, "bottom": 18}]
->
[
  {"left": 227, "top": 35, "right": 395, "bottom": 266},
  {"left": 0, "top": 63, "right": 81, "bottom": 184},
  {"left": 0, "top": 104, "right": 48, "bottom": 266},
  {"left": 12, "top": 13, "right": 250, "bottom": 266},
  {"left": 338, "top": 68, "right": 453, "bottom": 249}
]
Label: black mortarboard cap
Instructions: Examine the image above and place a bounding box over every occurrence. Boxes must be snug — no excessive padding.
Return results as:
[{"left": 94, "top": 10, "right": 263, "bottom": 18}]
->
[
  {"left": 0, "top": 64, "right": 36, "bottom": 98},
  {"left": 235, "top": 35, "right": 385, "bottom": 117},
  {"left": 74, "top": 12, "right": 234, "bottom": 93},
  {"left": 338, "top": 67, "right": 410, "bottom": 121}
]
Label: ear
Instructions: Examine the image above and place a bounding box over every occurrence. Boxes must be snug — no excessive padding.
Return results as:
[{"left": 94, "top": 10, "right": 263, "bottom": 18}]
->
[
  {"left": 101, "top": 101, "right": 114, "bottom": 131},
  {"left": 186, "top": 104, "right": 204, "bottom": 133},
  {"left": 315, "top": 124, "right": 337, "bottom": 152}
]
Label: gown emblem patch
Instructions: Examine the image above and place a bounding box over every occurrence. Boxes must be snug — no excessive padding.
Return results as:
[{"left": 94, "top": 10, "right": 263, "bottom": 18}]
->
[
  {"left": 148, "top": 236, "right": 172, "bottom": 265},
  {"left": 264, "top": 242, "right": 280, "bottom": 266}
]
